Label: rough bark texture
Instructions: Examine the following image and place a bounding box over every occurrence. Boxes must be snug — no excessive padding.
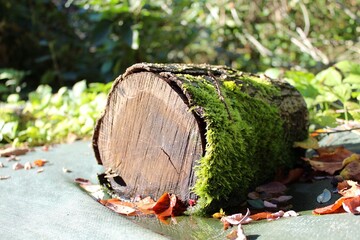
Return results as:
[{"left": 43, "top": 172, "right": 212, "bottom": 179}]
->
[{"left": 93, "top": 63, "right": 308, "bottom": 213}]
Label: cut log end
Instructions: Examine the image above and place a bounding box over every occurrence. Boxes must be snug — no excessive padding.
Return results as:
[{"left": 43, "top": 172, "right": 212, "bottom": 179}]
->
[{"left": 93, "top": 72, "right": 203, "bottom": 200}]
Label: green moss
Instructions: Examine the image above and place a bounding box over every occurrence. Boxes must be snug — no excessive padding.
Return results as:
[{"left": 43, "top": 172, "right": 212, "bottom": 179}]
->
[{"left": 178, "top": 73, "right": 291, "bottom": 214}]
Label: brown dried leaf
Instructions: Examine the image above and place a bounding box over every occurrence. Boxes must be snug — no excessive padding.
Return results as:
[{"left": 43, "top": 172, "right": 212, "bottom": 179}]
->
[
  {"left": 0, "top": 175, "right": 10, "bottom": 180},
  {"left": 102, "top": 199, "right": 137, "bottom": 216},
  {"left": 12, "top": 162, "right": 24, "bottom": 170},
  {"left": 271, "top": 195, "right": 293, "bottom": 203},
  {"left": 280, "top": 168, "right": 304, "bottom": 184},
  {"left": 304, "top": 147, "right": 356, "bottom": 174},
  {"left": 221, "top": 209, "right": 251, "bottom": 229},
  {"left": 74, "top": 178, "right": 91, "bottom": 185},
  {"left": 136, "top": 196, "right": 156, "bottom": 215},
  {"left": 226, "top": 224, "right": 247, "bottom": 240},
  {"left": 256, "top": 181, "right": 287, "bottom": 194},
  {"left": 0, "top": 147, "right": 29, "bottom": 157}
]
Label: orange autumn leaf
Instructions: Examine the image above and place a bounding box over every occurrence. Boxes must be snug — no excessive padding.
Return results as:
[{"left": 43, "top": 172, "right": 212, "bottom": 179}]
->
[
  {"left": 249, "top": 212, "right": 272, "bottom": 220},
  {"left": 34, "top": 159, "right": 48, "bottom": 167},
  {"left": 151, "top": 192, "right": 186, "bottom": 219},
  {"left": 342, "top": 196, "right": 360, "bottom": 214},
  {"left": 152, "top": 193, "right": 171, "bottom": 215},
  {"left": 312, "top": 197, "right": 350, "bottom": 215}
]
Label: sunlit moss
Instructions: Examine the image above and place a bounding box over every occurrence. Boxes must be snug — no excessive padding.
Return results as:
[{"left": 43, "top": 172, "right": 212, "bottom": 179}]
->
[{"left": 178, "top": 73, "right": 291, "bottom": 214}]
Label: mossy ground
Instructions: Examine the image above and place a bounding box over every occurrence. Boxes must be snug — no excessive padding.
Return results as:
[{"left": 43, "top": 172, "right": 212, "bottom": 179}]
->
[{"left": 178, "top": 73, "right": 292, "bottom": 214}]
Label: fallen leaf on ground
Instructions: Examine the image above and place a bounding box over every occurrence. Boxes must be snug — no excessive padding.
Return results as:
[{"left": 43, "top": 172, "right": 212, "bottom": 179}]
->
[
  {"left": 221, "top": 209, "right": 251, "bottom": 230},
  {"left": 226, "top": 224, "right": 247, "bottom": 240},
  {"left": 101, "top": 198, "right": 137, "bottom": 216},
  {"left": 62, "top": 167, "right": 72, "bottom": 173},
  {"left": 212, "top": 208, "right": 226, "bottom": 219},
  {"left": 12, "top": 162, "right": 24, "bottom": 170},
  {"left": 79, "top": 184, "right": 105, "bottom": 200},
  {"left": 293, "top": 136, "right": 319, "bottom": 149},
  {"left": 74, "top": 178, "right": 91, "bottom": 184},
  {"left": 342, "top": 196, "right": 360, "bottom": 214},
  {"left": 0, "top": 175, "right": 10, "bottom": 180},
  {"left": 256, "top": 181, "right": 287, "bottom": 194},
  {"left": 151, "top": 192, "right": 187, "bottom": 219},
  {"left": 37, "top": 168, "right": 44, "bottom": 173},
  {"left": 42, "top": 145, "right": 49, "bottom": 151},
  {"left": 271, "top": 195, "right": 293, "bottom": 203},
  {"left": 6, "top": 155, "right": 20, "bottom": 161},
  {"left": 264, "top": 201, "right": 277, "bottom": 208},
  {"left": 33, "top": 159, "right": 48, "bottom": 167},
  {"left": 313, "top": 180, "right": 360, "bottom": 215},
  {"left": 135, "top": 196, "right": 156, "bottom": 214},
  {"left": 280, "top": 168, "right": 304, "bottom": 184},
  {"left": 338, "top": 180, "right": 360, "bottom": 198},
  {"left": 249, "top": 211, "right": 272, "bottom": 220},
  {"left": 24, "top": 162, "right": 32, "bottom": 170},
  {"left": 310, "top": 128, "right": 331, "bottom": 137},
  {"left": 313, "top": 197, "right": 348, "bottom": 214},
  {"left": 303, "top": 147, "right": 356, "bottom": 175},
  {"left": 0, "top": 147, "right": 29, "bottom": 157},
  {"left": 341, "top": 160, "right": 360, "bottom": 182},
  {"left": 283, "top": 210, "right": 299, "bottom": 217},
  {"left": 342, "top": 154, "right": 360, "bottom": 167},
  {"left": 249, "top": 210, "right": 298, "bottom": 221},
  {"left": 0, "top": 162, "right": 4, "bottom": 168}
]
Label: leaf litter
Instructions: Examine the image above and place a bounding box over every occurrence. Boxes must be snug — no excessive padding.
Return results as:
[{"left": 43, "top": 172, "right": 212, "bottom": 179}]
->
[
  {"left": 75, "top": 178, "right": 187, "bottom": 223},
  {"left": 70, "top": 128, "right": 360, "bottom": 239}
]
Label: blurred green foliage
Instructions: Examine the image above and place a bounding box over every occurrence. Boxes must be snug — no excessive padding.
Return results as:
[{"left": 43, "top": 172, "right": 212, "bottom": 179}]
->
[
  {"left": 0, "top": 81, "right": 112, "bottom": 146},
  {"left": 266, "top": 61, "right": 360, "bottom": 130},
  {"left": 0, "top": 0, "right": 359, "bottom": 94}
]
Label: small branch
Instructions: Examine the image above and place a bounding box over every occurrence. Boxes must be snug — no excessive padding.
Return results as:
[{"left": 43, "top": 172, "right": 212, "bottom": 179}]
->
[
  {"left": 299, "top": 2, "right": 310, "bottom": 36},
  {"left": 208, "top": 71, "right": 233, "bottom": 121},
  {"left": 161, "top": 147, "right": 180, "bottom": 174}
]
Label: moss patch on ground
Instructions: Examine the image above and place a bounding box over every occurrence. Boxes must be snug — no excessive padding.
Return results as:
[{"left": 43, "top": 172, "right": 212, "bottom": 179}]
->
[{"left": 178, "top": 73, "right": 292, "bottom": 214}]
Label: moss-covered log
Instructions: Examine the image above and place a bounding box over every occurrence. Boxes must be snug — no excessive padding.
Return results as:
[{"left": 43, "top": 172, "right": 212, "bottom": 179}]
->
[{"left": 92, "top": 63, "right": 308, "bottom": 213}]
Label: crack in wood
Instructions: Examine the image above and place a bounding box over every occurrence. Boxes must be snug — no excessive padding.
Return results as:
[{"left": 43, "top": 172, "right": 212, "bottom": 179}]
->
[{"left": 160, "top": 147, "right": 180, "bottom": 174}]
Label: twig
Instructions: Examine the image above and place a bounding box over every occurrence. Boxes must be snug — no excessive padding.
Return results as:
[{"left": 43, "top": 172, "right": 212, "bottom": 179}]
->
[{"left": 208, "top": 71, "right": 233, "bottom": 121}]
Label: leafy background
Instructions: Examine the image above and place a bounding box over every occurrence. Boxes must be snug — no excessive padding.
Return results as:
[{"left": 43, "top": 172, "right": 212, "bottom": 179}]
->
[{"left": 0, "top": 0, "right": 359, "bottom": 146}]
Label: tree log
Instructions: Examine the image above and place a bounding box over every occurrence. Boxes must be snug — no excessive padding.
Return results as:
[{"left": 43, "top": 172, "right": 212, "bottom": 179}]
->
[{"left": 92, "top": 63, "right": 308, "bottom": 213}]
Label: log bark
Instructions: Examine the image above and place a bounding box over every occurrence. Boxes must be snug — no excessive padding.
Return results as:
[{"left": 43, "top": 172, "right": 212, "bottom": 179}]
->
[{"left": 92, "top": 63, "right": 308, "bottom": 213}]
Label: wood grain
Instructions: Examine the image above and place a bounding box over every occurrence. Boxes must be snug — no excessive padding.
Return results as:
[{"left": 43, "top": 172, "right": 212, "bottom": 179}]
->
[{"left": 94, "top": 72, "right": 203, "bottom": 200}]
